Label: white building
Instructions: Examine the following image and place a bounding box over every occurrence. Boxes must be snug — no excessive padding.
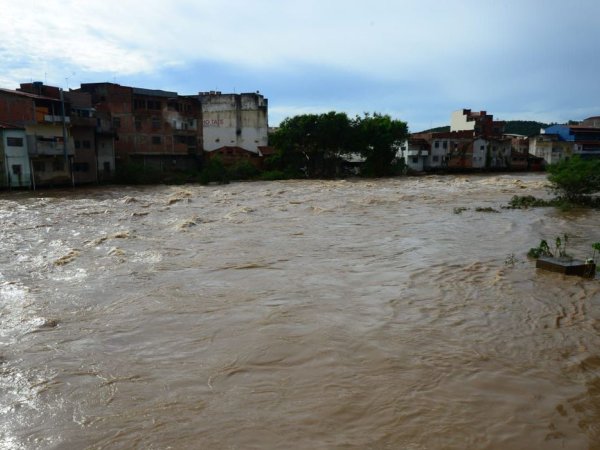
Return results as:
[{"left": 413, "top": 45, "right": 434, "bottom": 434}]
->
[
  {"left": 0, "top": 124, "right": 31, "bottom": 188},
  {"left": 199, "top": 92, "right": 268, "bottom": 154}
]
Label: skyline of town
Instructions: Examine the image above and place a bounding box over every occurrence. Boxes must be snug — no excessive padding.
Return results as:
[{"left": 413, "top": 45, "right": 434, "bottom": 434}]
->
[{"left": 3, "top": 0, "right": 600, "bottom": 131}]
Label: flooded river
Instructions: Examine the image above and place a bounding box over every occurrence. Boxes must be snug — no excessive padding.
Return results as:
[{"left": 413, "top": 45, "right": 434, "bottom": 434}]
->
[{"left": 1, "top": 174, "right": 600, "bottom": 449}]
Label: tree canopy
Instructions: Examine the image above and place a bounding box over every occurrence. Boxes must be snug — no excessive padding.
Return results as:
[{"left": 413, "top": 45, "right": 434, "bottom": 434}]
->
[
  {"left": 547, "top": 156, "right": 600, "bottom": 201},
  {"left": 352, "top": 113, "right": 408, "bottom": 177},
  {"left": 270, "top": 111, "right": 408, "bottom": 178}
]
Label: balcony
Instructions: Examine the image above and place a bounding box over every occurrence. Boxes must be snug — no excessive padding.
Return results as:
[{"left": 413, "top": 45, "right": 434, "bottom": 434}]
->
[
  {"left": 44, "top": 115, "right": 71, "bottom": 124},
  {"left": 96, "top": 124, "right": 116, "bottom": 135},
  {"left": 27, "top": 136, "right": 74, "bottom": 156},
  {"left": 70, "top": 116, "right": 96, "bottom": 127}
]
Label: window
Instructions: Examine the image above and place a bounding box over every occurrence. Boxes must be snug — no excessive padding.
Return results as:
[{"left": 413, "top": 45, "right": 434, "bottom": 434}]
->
[
  {"left": 103, "top": 162, "right": 111, "bottom": 173},
  {"left": 411, "top": 157, "right": 418, "bottom": 164},
  {"left": 434, "top": 141, "right": 439, "bottom": 148},
  {"left": 147, "top": 100, "right": 162, "bottom": 110},
  {"left": 12, "top": 164, "right": 22, "bottom": 175},
  {"left": 75, "top": 140, "right": 81, "bottom": 149},
  {"left": 432, "top": 155, "right": 439, "bottom": 162},
  {"left": 33, "top": 161, "right": 45, "bottom": 172},
  {"left": 442, "top": 141, "right": 447, "bottom": 149},
  {"left": 151, "top": 117, "right": 160, "bottom": 129},
  {"left": 133, "top": 99, "right": 146, "bottom": 110},
  {"left": 480, "top": 145, "right": 485, "bottom": 151},
  {"left": 52, "top": 159, "right": 65, "bottom": 171},
  {"left": 73, "top": 162, "right": 90, "bottom": 172},
  {"left": 134, "top": 118, "right": 142, "bottom": 131},
  {"left": 152, "top": 136, "right": 162, "bottom": 145},
  {"left": 113, "top": 117, "right": 121, "bottom": 128},
  {"left": 82, "top": 140, "right": 91, "bottom": 149},
  {"left": 6, "top": 137, "right": 23, "bottom": 147}
]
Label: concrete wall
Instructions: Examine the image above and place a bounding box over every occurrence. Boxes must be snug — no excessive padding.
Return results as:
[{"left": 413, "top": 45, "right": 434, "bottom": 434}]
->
[
  {"left": 472, "top": 138, "right": 487, "bottom": 168},
  {"left": 429, "top": 138, "right": 448, "bottom": 167},
  {"left": 201, "top": 93, "right": 268, "bottom": 153},
  {"left": 97, "top": 135, "right": 115, "bottom": 181},
  {"left": 1, "top": 129, "right": 31, "bottom": 188},
  {"left": 450, "top": 110, "right": 476, "bottom": 132}
]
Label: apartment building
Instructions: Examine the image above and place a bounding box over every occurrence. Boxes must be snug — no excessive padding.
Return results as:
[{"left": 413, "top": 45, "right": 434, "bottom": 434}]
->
[
  {"left": 76, "top": 83, "right": 202, "bottom": 172},
  {"left": 529, "top": 120, "right": 600, "bottom": 165},
  {"left": 0, "top": 84, "right": 75, "bottom": 187}
]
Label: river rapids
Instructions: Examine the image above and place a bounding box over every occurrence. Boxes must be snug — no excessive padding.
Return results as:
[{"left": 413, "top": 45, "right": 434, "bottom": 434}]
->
[{"left": 1, "top": 174, "right": 600, "bottom": 449}]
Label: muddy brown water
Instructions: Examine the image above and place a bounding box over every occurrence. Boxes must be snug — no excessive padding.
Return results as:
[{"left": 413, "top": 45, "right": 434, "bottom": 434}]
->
[{"left": 1, "top": 174, "right": 600, "bottom": 449}]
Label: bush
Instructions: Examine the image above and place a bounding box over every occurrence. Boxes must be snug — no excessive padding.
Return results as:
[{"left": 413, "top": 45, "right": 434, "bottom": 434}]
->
[
  {"left": 547, "top": 156, "right": 600, "bottom": 202},
  {"left": 115, "top": 162, "right": 163, "bottom": 185},
  {"left": 259, "top": 170, "right": 288, "bottom": 181},
  {"left": 227, "top": 160, "right": 260, "bottom": 180},
  {"left": 197, "top": 157, "right": 229, "bottom": 185}
]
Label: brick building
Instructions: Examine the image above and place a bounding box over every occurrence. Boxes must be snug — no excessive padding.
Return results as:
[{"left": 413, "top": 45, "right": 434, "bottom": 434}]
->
[
  {"left": 76, "top": 83, "right": 203, "bottom": 172},
  {"left": 0, "top": 84, "right": 74, "bottom": 186}
]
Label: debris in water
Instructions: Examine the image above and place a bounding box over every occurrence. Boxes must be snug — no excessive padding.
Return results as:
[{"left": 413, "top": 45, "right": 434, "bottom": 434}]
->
[
  {"left": 54, "top": 250, "right": 80, "bottom": 266},
  {"left": 177, "top": 216, "right": 203, "bottom": 230},
  {"left": 107, "top": 247, "right": 125, "bottom": 256}
]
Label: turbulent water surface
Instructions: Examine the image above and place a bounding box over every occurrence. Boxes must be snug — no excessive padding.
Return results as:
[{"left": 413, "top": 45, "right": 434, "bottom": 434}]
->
[{"left": 1, "top": 174, "right": 600, "bottom": 449}]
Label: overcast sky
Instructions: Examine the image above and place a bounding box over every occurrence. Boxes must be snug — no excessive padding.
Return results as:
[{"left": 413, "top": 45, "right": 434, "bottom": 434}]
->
[{"left": 2, "top": 0, "right": 600, "bottom": 131}]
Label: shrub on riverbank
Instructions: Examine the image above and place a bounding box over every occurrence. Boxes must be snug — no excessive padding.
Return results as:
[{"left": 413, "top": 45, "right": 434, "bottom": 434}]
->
[
  {"left": 547, "top": 156, "right": 600, "bottom": 202},
  {"left": 198, "top": 158, "right": 229, "bottom": 185},
  {"left": 115, "top": 162, "right": 164, "bottom": 185}
]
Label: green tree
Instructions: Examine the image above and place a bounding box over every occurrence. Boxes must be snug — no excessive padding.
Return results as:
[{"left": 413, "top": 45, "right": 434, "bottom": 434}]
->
[
  {"left": 352, "top": 113, "right": 408, "bottom": 177},
  {"left": 547, "top": 156, "right": 600, "bottom": 202},
  {"left": 271, "top": 112, "right": 352, "bottom": 178}
]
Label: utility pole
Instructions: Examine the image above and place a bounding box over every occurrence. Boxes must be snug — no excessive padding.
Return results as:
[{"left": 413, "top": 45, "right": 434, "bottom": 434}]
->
[{"left": 59, "top": 88, "right": 74, "bottom": 187}]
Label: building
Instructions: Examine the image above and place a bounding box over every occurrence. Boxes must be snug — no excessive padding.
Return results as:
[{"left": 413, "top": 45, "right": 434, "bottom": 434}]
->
[
  {"left": 450, "top": 109, "right": 505, "bottom": 136},
  {"left": 404, "top": 109, "right": 513, "bottom": 172},
  {"left": 76, "top": 83, "right": 202, "bottom": 172},
  {"left": 0, "top": 122, "right": 30, "bottom": 188},
  {"left": 0, "top": 84, "right": 74, "bottom": 187},
  {"left": 400, "top": 137, "right": 430, "bottom": 172},
  {"left": 528, "top": 133, "right": 571, "bottom": 165},
  {"left": 62, "top": 90, "right": 99, "bottom": 184},
  {"left": 581, "top": 116, "right": 600, "bottom": 128},
  {"left": 198, "top": 92, "right": 269, "bottom": 156},
  {"left": 529, "top": 122, "right": 600, "bottom": 165}
]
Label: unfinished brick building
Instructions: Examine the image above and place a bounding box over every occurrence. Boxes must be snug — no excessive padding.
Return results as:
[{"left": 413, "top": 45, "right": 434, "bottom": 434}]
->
[{"left": 76, "top": 83, "right": 203, "bottom": 172}]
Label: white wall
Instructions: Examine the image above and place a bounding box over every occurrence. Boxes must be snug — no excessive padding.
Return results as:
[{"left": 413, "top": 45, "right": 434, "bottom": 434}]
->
[
  {"left": 201, "top": 93, "right": 268, "bottom": 153},
  {"left": 428, "top": 139, "right": 448, "bottom": 167},
  {"left": 450, "top": 110, "right": 476, "bottom": 132},
  {"left": 2, "top": 129, "right": 31, "bottom": 188}
]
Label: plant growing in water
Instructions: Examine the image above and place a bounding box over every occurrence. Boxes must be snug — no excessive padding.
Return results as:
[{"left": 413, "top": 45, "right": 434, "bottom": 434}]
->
[
  {"left": 554, "top": 233, "right": 570, "bottom": 259},
  {"left": 588, "top": 242, "right": 600, "bottom": 263},
  {"left": 528, "top": 234, "right": 572, "bottom": 259},
  {"left": 528, "top": 239, "right": 553, "bottom": 259}
]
